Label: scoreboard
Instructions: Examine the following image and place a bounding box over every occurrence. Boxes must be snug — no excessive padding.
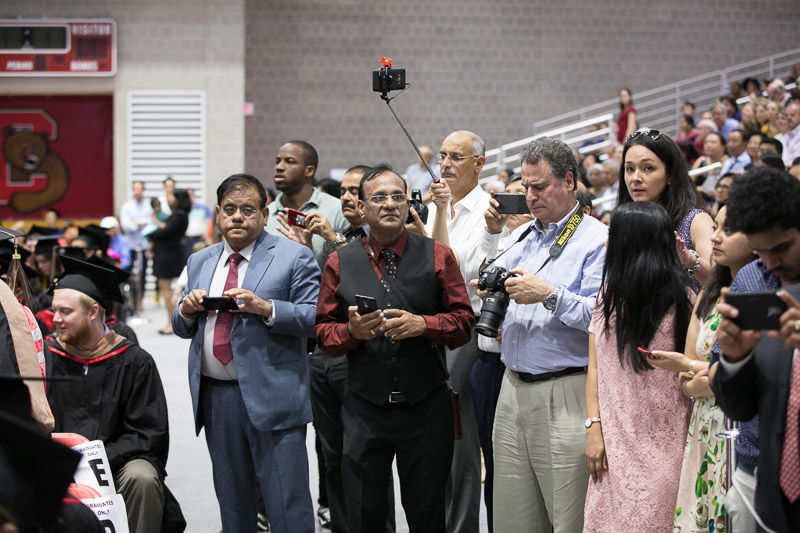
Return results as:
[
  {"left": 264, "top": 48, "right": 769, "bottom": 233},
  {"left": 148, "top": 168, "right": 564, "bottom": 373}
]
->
[{"left": 0, "top": 19, "right": 116, "bottom": 76}]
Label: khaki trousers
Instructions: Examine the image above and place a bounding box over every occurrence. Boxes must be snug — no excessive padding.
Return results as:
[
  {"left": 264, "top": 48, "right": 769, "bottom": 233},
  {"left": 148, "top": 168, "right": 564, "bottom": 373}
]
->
[
  {"left": 492, "top": 370, "right": 589, "bottom": 533},
  {"left": 115, "top": 458, "right": 164, "bottom": 533}
]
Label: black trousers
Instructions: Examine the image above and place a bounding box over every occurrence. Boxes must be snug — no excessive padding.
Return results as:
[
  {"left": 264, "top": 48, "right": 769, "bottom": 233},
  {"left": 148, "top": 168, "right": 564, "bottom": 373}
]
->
[
  {"left": 468, "top": 350, "right": 506, "bottom": 533},
  {"left": 342, "top": 386, "right": 453, "bottom": 533},
  {"left": 309, "top": 352, "right": 395, "bottom": 533}
]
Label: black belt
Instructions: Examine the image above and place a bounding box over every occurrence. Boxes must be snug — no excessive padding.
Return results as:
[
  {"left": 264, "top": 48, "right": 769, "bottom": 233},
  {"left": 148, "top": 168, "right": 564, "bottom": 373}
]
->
[
  {"left": 512, "top": 367, "right": 585, "bottom": 383},
  {"left": 201, "top": 376, "right": 238, "bottom": 386}
]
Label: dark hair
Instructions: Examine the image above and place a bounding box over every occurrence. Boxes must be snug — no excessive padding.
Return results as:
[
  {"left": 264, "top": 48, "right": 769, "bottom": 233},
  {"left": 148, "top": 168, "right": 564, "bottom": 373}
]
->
[
  {"left": 683, "top": 101, "right": 696, "bottom": 111},
  {"left": 601, "top": 202, "right": 693, "bottom": 372},
  {"left": 677, "top": 141, "right": 699, "bottom": 164},
  {"left": 618, "top": 132, "right": 707, "bottom": 228},
  {"left": 720, "top": 95, "right": 739, "bottom": 112},
  {"left": 172, "top": 189, "right": 192, "bottom": 213},
  {"left": 316, "top": 177, "right": 341, "bottom": 198},
  {"left": 726, "top": 166, "right": 800, "bottom": 234},
  {"left": 680, "top": 114, "right": 695, "bottom": 127},
  {"left": 265, "top": 187, "right": 277, "bottom": 204},
  {"left": 618, "top": 87, "right": 633, "bottom": 111},
  {"left": 729, "top": 129, "right": 749, "bottom": 142},
  {"left": 163, "top": 176, "right": 175, "bottom": 185},
  {"left": 358, "top": 164, "right": 407, "bottom": 200},
  {"left": 696, "top": 264, "right": 733, "bottom": 320},
  {"left": 286, "top": 140, "right": 318, "bottom": 179},
  {"left": 346, "top": 164, "right": 372, "bottom": 176},
  {"left": 761, "top": 153, "right": 787, "bottom": 171},
  {"left": 742, "top": 77, "right": 759, "bottom": 93},
  {"left": 519, "top": 137, "right": 578, "bottom": 184},
  {"left": 703, "top": 131, "right": 727, "bottom": 153},
  {"left": 574, "top": 186, "right": 593, "bottom": 212},
  {"left": 44, "top": 208, "right": 60, "bottom": 218},
  {"left": 150, "top": 197, "right": 161, "bottom": 209},
  {"left": 760, "top": 136, "right": 784, "bottom": 155},
  {"left": 216, "top": 173, "right": 268, "bottom": 209}
]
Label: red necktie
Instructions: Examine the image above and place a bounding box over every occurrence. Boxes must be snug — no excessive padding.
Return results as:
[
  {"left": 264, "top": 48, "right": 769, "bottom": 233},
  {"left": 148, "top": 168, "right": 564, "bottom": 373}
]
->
[
  {"left": 212, "top": 252, "right": 243, "bottom": 365},
  {"left": 780, "top": 349, "right": 800, "bottom": 502}
]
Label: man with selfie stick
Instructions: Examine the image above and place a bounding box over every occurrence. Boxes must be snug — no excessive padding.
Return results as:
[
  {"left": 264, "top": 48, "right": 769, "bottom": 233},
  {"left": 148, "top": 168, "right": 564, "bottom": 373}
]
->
[
  {"left": 316, "top": 164, "right": 474, "bottom": 533},
  {"left": 173, "top": 173, "right": 320, "bottom": 533}
]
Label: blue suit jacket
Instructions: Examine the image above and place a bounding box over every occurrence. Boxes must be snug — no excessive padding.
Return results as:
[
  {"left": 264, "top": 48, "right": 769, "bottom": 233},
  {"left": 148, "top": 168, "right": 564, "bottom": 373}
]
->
[{"left": 171, "top": 231, "right": 320, "bottom": 435}]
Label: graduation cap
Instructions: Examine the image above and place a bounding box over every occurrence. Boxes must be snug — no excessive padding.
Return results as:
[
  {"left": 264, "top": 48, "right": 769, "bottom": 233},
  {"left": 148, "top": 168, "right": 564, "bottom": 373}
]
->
[
  {"left": 33, "top": 235, "right": 60, "bottom": 256},
  {"left": 57, "top": 246, "right": 91, "bottom": 261},
  {"left": 0, "top": 375, "right": 83, "bottom": 529},
  {"left": 26, "top": 225, "right": 57, "bottom": 238},
  {"left": 75, "top": 224, "right": 110, "bottom": 253},
  {"left": 87, "top": 255, "right": 131, "bottom": 284},
  {"left": 55, "top": 255, "right": 124, "bottom": 304}
]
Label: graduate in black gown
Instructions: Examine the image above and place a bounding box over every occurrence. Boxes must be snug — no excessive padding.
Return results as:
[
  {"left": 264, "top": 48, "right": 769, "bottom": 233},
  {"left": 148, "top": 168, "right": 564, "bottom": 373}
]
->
[{"left": 44, "top": 255, "right": 184, "bottom": 533}]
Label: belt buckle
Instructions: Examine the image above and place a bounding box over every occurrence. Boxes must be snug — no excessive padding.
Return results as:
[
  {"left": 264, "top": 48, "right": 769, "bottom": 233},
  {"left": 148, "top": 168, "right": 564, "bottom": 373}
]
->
[{"left": 388, "top": 392, "right": 400, "bottom": 404}]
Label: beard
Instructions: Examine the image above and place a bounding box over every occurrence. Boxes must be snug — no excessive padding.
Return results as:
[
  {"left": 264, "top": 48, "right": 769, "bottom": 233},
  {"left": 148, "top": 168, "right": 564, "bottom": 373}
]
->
[{"left": 58, "top": 317, "right": 94, "bottom": 347}]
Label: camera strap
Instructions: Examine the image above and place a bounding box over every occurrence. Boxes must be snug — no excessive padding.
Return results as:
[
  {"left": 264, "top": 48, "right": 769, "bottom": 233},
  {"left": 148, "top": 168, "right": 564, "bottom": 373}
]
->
[{"left": 534, "top": 203, "right": 584, "bottom": 275}]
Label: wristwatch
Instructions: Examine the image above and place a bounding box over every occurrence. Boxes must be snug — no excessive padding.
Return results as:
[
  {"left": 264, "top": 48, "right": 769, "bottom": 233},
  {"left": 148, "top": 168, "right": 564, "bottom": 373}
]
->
[
  {"left": 330, "top": 233, "right": 347, "bottom": 247},
  {"left": 543, "top": 287, "right": 561, "bottom": 312},
  {"left": 585, "top": 417, "right": 601, "bottom": 428}
]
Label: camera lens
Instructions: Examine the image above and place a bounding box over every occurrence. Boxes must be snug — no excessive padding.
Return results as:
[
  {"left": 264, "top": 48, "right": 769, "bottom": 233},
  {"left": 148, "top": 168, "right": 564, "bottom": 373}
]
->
[{"left": 475, "top": 290, "right": 511, "bottom": 338}]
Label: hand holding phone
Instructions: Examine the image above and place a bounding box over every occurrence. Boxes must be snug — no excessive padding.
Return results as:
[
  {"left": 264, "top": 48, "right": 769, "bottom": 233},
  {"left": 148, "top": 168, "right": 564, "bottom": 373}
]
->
[
  {"left": 494, "top": 193, "right": 529, "bottom": 215},
  {"left": 287, "top": 209, "right": 308, "bottom": 228},
  {"left": 726, "top": 291, "right": 788, "bottom": 330},
  {"left": 202, "top": 297, "right": 239, "bottom": 311},
  {"left": 354, "top": 294, "right": 379, "bottom": 315}
]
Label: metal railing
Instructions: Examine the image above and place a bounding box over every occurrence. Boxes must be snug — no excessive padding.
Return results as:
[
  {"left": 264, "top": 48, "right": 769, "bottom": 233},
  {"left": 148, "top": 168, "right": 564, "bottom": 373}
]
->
[{"left": 481, "top": 48, "right": 800, "bottom": 185}]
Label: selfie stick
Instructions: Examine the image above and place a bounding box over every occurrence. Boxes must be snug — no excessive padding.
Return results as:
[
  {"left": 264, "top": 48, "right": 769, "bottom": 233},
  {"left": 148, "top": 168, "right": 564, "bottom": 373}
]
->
[{"left": 378, "top": 58, "right": 440, "bottom": 184}]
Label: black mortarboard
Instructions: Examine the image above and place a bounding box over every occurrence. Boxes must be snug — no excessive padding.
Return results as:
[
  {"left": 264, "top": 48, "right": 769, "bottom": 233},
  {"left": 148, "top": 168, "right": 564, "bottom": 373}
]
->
[
  {"left": 57, "top": 246, "right": 91, "bottom": 261},
  {"left": 33, "top": 235, "right": 60, "bottom": 256},
  {"left": 26, "top": 225, "right": 57, "bottom": 238},
  {"left": 0, "top": 224, "right": 24, "bottom": 241},
  {"left": 55, "top": 255, "right": 124, "bottom": 304},
  {"left": 0, "top": 375, "right": 83, "bottom": 529},
  {"left": 75, "top": 224, "right": 110, "bottom": 252},
  {"left": 0, "top": 239, "right": 30, "bottom": 262},
  {"left": 87, "top": 255, "right": 131, "bottom": 284}
]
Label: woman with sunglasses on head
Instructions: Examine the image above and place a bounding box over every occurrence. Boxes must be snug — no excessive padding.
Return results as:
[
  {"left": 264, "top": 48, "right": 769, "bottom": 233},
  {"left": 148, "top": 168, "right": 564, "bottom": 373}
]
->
[
  {"left": 618, "top": 129, "right": 715, "bottom": 291},
  {"left": 644, "top": 204, "right": 755, "bottom": 532},
  {"left": 584, "top": 202, "right": 694, "bottom": 532}
]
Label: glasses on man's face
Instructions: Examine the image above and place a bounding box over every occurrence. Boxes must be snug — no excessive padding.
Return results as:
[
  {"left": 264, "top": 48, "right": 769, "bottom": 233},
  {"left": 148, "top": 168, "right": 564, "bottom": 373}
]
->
[
  {"left": 367, "top": 193, "right": 407, "bottom": 206},
  {"left": 436, "top": 152, "right": 478, "bottom": 164},
  {"left": 221, "top": 205, "right": 259, "bottom": 218},
  {"left": 715, "top": 183, "right": 731, "bottom": 191},
  {"left": 624, "top": 129, "right": 662, "bottom": 144}
]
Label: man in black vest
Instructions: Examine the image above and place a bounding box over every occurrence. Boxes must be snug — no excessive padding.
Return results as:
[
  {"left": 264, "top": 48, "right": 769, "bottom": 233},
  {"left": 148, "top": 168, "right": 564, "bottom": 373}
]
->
[{"left": 315, "top": 164, "right": 475, "bottom": 533}]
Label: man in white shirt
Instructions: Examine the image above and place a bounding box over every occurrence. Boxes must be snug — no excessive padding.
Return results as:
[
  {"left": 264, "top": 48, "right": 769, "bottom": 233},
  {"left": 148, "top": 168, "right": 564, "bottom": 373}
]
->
[
  {"left": 782, "top": 100, "right": 800, "bottom": 168},
  {"left": 119, "top": 180, "right": 153, "bottom": 311},
  {"left": 424, "top": 130, "right": 490, "bottom": 533}
]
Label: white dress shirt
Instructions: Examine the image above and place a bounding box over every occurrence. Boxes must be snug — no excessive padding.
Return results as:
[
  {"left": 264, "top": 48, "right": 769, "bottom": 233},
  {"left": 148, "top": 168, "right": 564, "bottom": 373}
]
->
[
  {"left": 425, "top": 184, "right": 491, "bottom": 314},
  {"left": 180, "top": 239, "right": 275, "bottom": 380}
]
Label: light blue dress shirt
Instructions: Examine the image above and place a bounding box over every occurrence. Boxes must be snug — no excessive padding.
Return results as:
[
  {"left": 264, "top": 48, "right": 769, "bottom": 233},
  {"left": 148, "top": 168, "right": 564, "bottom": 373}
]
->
[{"left": 494, "top": 202, "right": 608, "bottom": 374}]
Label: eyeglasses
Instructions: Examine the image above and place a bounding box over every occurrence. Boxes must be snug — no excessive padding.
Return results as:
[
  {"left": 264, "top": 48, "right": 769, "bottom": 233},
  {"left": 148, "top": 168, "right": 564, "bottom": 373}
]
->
[
  {"left": 715, "top": 183, "right": 731, "bottom": 191},
  {"left": 221, "top": 205, "right": 259, "bottom": 218},
  {"left": 367, "top": 193, "right": 408, "bottom": 205},
  {"left": 436, "top": 152, "right": 479, "bottom": 164},
  {"left": 624, "top": 129, "right": 662, "bottom": 144}
]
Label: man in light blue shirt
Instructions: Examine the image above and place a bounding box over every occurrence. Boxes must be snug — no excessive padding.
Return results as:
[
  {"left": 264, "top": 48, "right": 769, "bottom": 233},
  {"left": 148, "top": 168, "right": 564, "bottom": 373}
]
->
[
  {"left": 482, "top": 137, "right": 607, "bottom": 533},
  {"left": 719, "top": 129, "right": 752, "bottom": 176}
]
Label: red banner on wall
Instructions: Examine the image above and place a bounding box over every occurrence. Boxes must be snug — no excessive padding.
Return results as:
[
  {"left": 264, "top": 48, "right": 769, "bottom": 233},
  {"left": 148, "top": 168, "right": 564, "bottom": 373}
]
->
[{"left": 0, "top": 95, "right": 112, "bottom": 219}]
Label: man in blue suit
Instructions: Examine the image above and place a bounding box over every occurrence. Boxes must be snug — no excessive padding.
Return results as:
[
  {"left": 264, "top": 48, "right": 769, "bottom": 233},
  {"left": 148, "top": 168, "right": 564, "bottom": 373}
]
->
[{"left": 172, "top": 173, "right": 320, "bottom": 533}]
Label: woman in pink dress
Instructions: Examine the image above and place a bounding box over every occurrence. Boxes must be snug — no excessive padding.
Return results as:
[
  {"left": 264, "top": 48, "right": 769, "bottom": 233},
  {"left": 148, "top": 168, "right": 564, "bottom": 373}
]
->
[{"left": 584, "top": 202, "right": 694, "bottom": 532}]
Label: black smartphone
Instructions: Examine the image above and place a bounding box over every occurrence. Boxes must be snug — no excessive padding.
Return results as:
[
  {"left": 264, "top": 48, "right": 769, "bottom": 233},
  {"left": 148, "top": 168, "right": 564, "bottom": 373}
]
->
[
  {"left": 202, "top": 297, "right": 239, "bottom": 311},
  {"left": 354, "top": 294, "right": 379, "bottom": 315},
  {"left": 494, "top": 193, "right": 529, "bottom": 214},
  {"left": 726, "top": 291, "right": 787, "bottom": 330},
  {"left": 372, "top": 67, "right": 406, "bottom": 92}
]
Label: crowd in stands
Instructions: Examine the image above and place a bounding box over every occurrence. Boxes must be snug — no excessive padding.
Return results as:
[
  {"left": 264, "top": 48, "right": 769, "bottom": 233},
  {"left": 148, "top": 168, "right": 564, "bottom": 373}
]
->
[{"left": 2, "top": 67, "right": 800, "bottom": 533}]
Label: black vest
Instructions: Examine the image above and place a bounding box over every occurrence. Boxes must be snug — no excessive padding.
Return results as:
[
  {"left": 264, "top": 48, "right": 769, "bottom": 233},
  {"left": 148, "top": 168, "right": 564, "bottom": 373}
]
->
[{"left": 337, "top": 232, "right": 446, "bottom": 405}]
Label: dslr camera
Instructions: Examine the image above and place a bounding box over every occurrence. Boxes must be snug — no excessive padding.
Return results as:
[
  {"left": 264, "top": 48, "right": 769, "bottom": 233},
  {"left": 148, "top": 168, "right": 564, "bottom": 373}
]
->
[
  {"left": 406, "top": 189, "right": 429, "bottom": 225},
  {"left": 475, "top": 266, "right": 517, "bottom": 338}
]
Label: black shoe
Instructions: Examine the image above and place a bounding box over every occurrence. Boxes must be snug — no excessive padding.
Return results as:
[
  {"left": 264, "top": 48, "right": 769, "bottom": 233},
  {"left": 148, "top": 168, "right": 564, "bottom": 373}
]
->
[{"left": 316, "top": 506, "right": 331, "bottom": 532}]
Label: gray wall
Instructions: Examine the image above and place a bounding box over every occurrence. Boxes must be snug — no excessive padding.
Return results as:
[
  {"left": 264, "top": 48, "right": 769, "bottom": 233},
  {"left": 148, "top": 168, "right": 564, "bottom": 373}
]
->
[{"left": 245, "top": 0, "right": 800, "bottom": 181}]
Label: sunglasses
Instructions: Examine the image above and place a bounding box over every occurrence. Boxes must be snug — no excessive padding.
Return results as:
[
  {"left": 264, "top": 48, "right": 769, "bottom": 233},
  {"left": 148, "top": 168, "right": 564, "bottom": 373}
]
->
[{"left": 625, "top": 129, "right": 662, "bottom": 144}]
